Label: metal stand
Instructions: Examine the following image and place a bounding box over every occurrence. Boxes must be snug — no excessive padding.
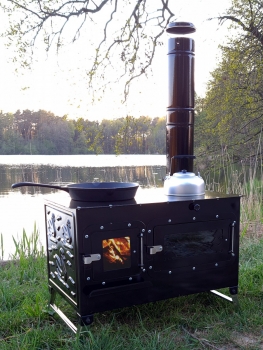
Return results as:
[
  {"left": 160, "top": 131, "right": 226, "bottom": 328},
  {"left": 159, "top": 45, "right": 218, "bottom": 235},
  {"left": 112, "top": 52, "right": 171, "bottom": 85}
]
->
[
  {"left": 47, "top": 286, "right": 94, "bottom": 335},
  {"left": 210, "top": 286, "right": 239, "bottom": 309}
]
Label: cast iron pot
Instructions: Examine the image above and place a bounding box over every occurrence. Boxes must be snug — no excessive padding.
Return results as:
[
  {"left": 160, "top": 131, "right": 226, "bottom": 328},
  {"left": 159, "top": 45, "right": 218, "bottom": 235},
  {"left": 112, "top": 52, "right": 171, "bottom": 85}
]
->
[{"left": 11, "top": 181, "right": 139, "bottom": 202}]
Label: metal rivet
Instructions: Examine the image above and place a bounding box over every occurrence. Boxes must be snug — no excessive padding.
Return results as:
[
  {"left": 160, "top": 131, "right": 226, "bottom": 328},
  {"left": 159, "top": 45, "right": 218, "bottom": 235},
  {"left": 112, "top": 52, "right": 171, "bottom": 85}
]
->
[
  {"left": 85, "top": 235, "right": 89, "bottom": 239},
  {"left": 193, "top": 217, "right": 196, "bottom": 220},
  {"left": 193, "top": 267, "right": 196, "bottom": 270},
  {"left": 142, "top": 229, "right": 145, "bottom": 232},
  {"left": 142, "top": 269, "right": 146, "bottom": 272},
  {"left": 168, "top": 271, "right": 172, "bottom": 274},
  {"left": 168, "top": 219, "right": 171, "bottom": 223},
  {"left": 129, "top": 277, "right": 132, "bottom": 281},
  {"left": 215, "top": 263, "right": 218, "bottom": 267},
  {"left": 148, "top": 230, "right": 151, "bottom": 233},
  {"left": 133, "top": 250, "right": 136, "bottom": 253},
  {"left": 102, "top": 281, "right": 106, "bottom": 285},
  {"left": 149, "top": 266, "right": 152, "bottom": 269},
  {"left": 128, "top": 223, "right": 131, "bottom": 227},
  {"left": 87, "top": 277, "right": 90, "bottom": 281},
  {"left": 216, "top": 215, "right": 219, "bottom": 218},
  {"left": 100, "top": 226, "right": 104, "bottom": 230},
  {"left": 225, "top": 239, "right": 228, "bottom": 241}
]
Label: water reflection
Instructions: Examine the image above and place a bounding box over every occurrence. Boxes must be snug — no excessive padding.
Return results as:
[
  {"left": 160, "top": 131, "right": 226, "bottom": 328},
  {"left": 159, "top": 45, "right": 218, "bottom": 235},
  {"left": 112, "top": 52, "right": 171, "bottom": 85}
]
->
[
  {"left": 0, "top": 159, "right": 166, "bottom": 259},
  {"left": 6, "top": 164, "right": 165, "bottom": 195}
]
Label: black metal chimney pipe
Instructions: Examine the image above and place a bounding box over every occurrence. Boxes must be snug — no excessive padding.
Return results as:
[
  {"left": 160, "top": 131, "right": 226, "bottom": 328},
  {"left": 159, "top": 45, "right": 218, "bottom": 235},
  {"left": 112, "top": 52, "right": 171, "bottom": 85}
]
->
[{"left": 166, "top": 22, "right": 196, "bottom": 175}]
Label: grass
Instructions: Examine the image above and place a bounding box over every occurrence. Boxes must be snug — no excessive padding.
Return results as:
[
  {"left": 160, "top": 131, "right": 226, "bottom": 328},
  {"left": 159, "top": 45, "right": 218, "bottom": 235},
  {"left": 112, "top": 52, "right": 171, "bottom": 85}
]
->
[
  {"left": 203, "top": 150, "right": 263, "bottom": 230},
  {"left": 1, "top": 229, "right": 263, "bottom": 349}
]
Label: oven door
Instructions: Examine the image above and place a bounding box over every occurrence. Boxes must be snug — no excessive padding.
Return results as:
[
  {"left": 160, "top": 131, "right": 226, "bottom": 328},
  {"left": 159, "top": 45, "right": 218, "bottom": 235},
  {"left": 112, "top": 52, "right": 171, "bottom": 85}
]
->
[{"left": 146, "top": 219, "right": 236, "bottom": 274}]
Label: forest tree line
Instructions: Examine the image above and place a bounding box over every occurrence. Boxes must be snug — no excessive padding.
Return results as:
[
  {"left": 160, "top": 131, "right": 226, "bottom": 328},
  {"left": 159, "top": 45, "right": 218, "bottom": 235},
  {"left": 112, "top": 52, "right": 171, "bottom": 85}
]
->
[
  {"left": 193, "top": 0, "right": 263, "bottom": 171},
  {"left": 1, "top": 1, "right": 263, "bottom": 168},
  {"left": 0, "top": 110, "right": 166, "bottom": 155}
]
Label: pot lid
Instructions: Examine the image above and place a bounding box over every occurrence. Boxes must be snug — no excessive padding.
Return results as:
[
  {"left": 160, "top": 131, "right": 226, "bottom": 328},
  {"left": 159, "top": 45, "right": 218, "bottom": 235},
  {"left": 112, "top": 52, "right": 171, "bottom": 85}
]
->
[{"left": 172, "top": 170, "right": 196, "bottom": 178}]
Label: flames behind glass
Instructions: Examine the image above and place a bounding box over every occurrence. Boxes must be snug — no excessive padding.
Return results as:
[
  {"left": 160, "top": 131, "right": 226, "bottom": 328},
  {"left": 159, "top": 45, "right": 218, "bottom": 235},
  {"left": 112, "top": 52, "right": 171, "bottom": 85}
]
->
[{"left": 102, "top": 237, "right": 131, "bottom": 271}]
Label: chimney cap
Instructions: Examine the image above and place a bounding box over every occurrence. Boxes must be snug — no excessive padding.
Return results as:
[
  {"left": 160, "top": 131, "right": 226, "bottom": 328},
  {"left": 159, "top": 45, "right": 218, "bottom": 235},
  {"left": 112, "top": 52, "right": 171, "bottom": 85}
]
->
[{"left": 166, "top": 22, "right": 196, "bottom": 35}]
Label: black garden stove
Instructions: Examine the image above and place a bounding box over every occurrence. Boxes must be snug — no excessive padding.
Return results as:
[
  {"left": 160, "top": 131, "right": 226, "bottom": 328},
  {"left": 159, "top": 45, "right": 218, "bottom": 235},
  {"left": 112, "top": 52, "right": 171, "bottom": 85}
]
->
[{"left": 44, "top": 23, "right": 240, "bottom": 333}]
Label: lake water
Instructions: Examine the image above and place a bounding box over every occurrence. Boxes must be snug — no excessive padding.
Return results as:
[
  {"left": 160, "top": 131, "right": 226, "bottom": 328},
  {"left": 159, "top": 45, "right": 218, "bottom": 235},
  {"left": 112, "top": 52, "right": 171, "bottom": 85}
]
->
[{"left": 0, "top": 155, "right": 166, "bottom": 259}]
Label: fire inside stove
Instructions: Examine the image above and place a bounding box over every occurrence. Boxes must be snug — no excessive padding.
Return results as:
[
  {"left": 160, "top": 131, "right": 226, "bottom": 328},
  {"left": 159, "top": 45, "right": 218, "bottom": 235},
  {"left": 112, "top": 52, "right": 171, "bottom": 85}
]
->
[{"left": 102, "top": 236, "right": 131, "bottom": 271}]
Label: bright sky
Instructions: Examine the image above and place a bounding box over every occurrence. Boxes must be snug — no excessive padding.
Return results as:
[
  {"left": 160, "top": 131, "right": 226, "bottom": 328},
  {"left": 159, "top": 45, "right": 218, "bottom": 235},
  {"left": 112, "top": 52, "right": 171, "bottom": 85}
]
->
[{"left": 0, "top": 0, "right": 232, "bottom": 121}]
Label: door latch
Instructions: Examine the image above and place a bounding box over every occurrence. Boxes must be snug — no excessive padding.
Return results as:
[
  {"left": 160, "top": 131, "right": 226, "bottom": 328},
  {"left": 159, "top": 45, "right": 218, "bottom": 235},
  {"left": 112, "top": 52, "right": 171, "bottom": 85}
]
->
[
  {"left": 83, "top": 254, "right": 101, "bottom": 264},
  {"left": 147, "top": 245, "right": 163, "bottom": 255}
]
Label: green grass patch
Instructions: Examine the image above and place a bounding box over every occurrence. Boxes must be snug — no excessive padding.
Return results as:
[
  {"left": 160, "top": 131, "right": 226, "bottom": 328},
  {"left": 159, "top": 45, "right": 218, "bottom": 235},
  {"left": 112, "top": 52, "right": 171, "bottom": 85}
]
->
[{"left": 1, "top": 231, "right": 263, "bottom": 349}]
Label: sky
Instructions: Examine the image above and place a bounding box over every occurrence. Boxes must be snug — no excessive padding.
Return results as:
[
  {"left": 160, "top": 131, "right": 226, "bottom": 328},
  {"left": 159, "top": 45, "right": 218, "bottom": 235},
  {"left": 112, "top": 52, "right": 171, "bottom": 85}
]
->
[{"left": 0, "top": 0, "right": 233, "bottom": 121}]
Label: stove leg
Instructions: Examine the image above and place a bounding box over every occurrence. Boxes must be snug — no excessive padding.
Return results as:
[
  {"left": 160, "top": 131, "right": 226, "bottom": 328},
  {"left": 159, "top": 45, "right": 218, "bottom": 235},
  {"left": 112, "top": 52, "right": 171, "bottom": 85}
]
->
[
  {"left": 210, "top": 286, "right": 239, "bottom": 309},
  {"left": 47, "top": 286, "right": 57, "bottom": 315},
  {"left": 76, "top": 314, "right": 94, "bottom": 335},
  {"left": 47, "top": 285, "right": 94, "bottom": 334},
  {"left": 229, "top": 286, "right": 239, "bottom": 309}
]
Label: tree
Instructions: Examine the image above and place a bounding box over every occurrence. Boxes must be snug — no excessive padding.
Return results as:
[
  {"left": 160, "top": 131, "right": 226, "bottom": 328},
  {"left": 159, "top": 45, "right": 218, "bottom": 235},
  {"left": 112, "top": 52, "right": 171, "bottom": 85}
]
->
[
  {"left": 147, "top": 116, "right": 165, "bottom": 154},
  {"left": 1, "top": 0, "right": 174, "bottom": 100},
  {"left": 197, "top": 0, "right": 263, "bottom": 167}
]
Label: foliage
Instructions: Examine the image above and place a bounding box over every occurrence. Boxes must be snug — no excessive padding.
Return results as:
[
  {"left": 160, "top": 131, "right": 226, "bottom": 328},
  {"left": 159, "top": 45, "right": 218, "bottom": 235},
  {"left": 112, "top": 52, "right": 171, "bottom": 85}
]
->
[
  {"left": 0, "top": 109, "right": 165, "bottom": 155},
  {"left": 195, "top": 0, "right": 263, "bottom": 170},
  {"left": 0, "top": 0, "right": 174, "bottom": 100}
]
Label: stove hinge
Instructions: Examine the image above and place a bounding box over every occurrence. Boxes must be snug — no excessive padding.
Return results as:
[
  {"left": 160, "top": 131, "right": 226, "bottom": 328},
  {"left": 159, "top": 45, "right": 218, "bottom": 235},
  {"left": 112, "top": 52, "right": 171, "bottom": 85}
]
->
[{"left": 83, "top": 254, "right": 101, "bottom": 265}]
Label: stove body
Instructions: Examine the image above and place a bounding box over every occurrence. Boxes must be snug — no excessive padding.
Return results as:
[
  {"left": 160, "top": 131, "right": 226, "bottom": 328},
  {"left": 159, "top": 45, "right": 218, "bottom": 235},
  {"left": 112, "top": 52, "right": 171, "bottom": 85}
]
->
[{"left": 45, "top": 189, "right": 240, "bottom": 332}]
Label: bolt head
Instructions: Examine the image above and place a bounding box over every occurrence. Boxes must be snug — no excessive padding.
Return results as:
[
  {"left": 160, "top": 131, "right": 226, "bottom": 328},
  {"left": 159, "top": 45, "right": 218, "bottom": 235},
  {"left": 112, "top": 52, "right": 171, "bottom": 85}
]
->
[
  {"left": 148, "top": 230, "right": 151, "bottom": 233},
  {"left": 87, "top": 277, "right": 90, "bottom": 281},
  {"left": 102, "top": 281, "right": 106, "bottom": 285},
  {"left": 85, "top": 235, "right": 89, "bottom": 239},
  {"left": 128, "top": 223, "right": 131, "bottom": 227},
  {"left": 100, "top": 226, "right": 104, "bottom": 230},
  {"left": 129, "top": 277, "right": 132, "bottom": 281},
  {"left": 149, "top": 266, "right": 152, "bottom": 269}
]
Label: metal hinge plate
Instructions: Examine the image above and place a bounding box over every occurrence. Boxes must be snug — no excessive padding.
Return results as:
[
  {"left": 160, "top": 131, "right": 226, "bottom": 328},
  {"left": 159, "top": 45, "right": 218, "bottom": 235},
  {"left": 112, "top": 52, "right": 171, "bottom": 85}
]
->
[{"left": 83, "top": 254, "right": 101, "bottom": 264}]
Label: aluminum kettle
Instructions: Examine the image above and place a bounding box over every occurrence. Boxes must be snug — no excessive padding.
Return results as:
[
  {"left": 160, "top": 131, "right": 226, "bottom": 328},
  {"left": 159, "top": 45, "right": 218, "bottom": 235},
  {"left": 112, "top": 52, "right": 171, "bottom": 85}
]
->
[{"left": 164, "top": 170, "right": 205, "bottom": 196}]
